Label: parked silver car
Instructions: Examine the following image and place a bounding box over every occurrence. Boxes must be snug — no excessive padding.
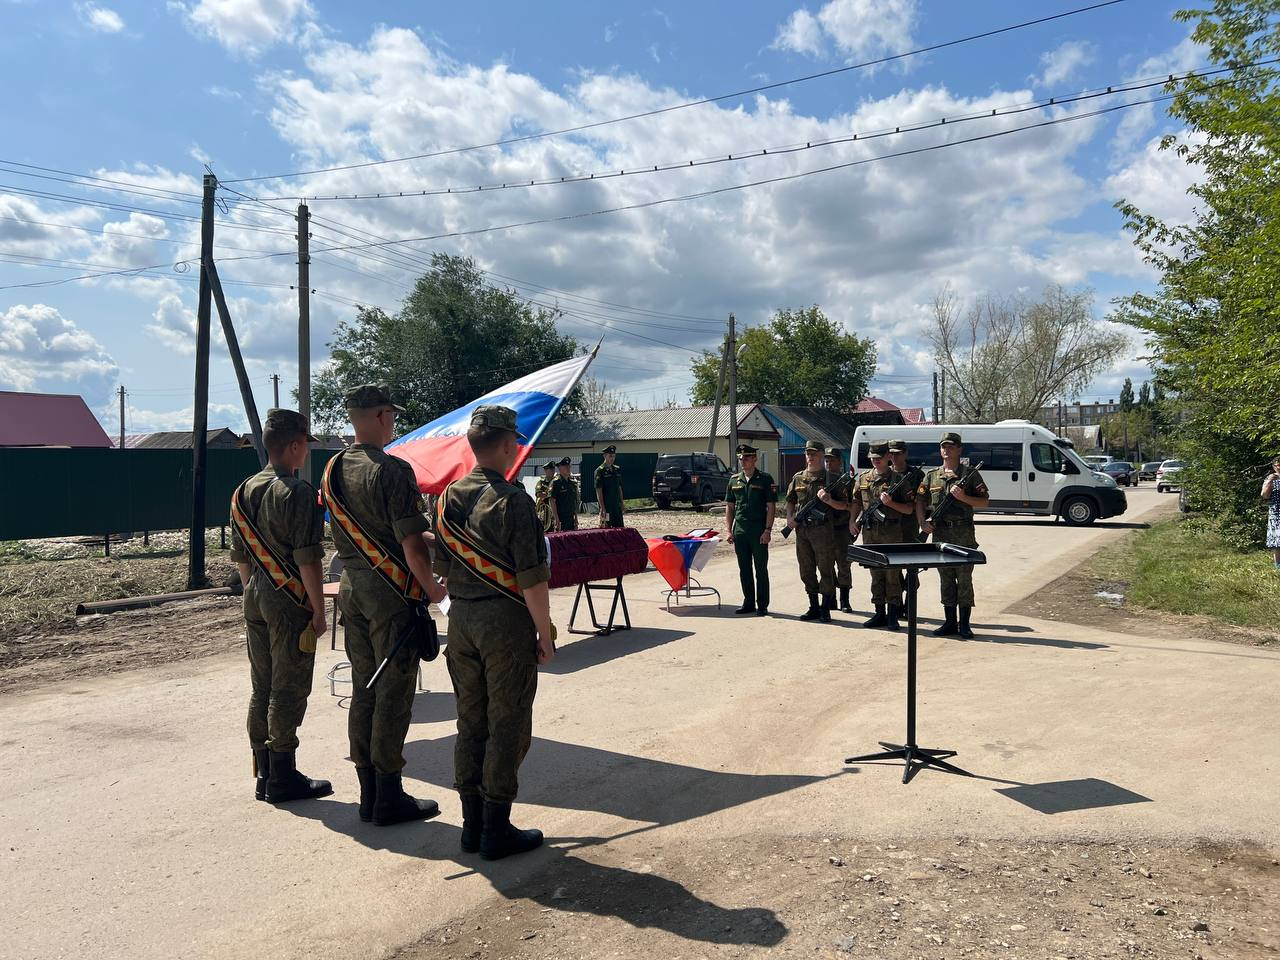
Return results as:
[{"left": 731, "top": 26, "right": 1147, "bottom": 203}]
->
[{"left": 1156, "top": 459, "right": 1184, "bottom": 493}]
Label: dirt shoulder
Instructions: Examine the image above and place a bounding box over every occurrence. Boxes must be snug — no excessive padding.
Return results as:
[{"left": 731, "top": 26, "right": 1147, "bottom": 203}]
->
[{"left": 394, "top": 835, "right": 1279, "bottom": 960}]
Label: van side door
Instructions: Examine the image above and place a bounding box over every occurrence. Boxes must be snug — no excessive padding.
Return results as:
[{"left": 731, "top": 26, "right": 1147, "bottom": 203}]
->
[{"left": 1028, "top": 442, "right": 1078, "bottom": 511}]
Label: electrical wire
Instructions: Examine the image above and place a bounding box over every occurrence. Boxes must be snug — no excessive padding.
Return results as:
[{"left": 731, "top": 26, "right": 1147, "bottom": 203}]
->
[{"left": 221, "top": 0, "right": 1131, "bottom": 184}]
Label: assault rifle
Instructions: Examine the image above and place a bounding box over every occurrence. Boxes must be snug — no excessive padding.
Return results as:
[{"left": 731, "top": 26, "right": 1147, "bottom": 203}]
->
[
  {"left": 782, "top": 470, "right": 854, "bottom": 539},
  {"left": 863, "top": 466, "right": 924, "bottom": 528},
  {"left": 926, "top": 461, "right": 985, "bottom": 526}
]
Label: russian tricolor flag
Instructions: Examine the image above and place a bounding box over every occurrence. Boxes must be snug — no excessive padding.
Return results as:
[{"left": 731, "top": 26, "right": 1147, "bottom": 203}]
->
[{"left": 388, "top": 351, "right": 596, "bottom": 494}]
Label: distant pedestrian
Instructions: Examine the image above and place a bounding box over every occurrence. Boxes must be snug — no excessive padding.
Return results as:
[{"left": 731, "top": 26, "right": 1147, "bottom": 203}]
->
[{"left": 1263, "top": 457, "right": 1280, "bottom": 567}]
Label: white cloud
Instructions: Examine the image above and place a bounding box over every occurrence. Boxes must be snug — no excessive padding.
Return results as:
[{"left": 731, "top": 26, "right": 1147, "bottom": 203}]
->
[
  {"left": 175, "top": 0, "right": 314, "bottom": 57},
  {"left": 125, "top": 400, "right": 245, "bottom": 432},
  {"left": 1035, "top": 40, "right": 1093, "bottom": 88},
  {"left": 146, "top": 293, "right": 199, "bottom": 355},
  {"left": 1105, "top": 131, "right": 1204, "bottom": 227},
  {"left": 773, "top": 0, "right": 916, "bottom": 64},
  {"left": 1112, "top": 35, "right": 1204, "bottom": 152},
  {"left": 0, "top": 303, "right": 118, "bottom": 403},
  {"left": 76, "top": 2, "right": 124, "bottom": 33}
]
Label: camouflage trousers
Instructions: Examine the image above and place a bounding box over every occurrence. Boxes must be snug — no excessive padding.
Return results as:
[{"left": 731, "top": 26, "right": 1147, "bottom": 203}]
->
[
  {"left": 446, "top": 595, "right": 539, "bottom": 804},
  {"left": 244, "top": 574, "right": 316, "bottom": 753},
  {"left": 340, "top": 568, "right": 420, "bottom": 774},
  {"left": 862, "top": 523, "right": 905, "bottom": 606},
  {"left": 932, "top": 522, "right": 979, "bottom": 607},
  {"left": 829, "top": 515, "right": 852, "bottom": 589},
  {"left": 795, "top": 524, "right": 835, "bottom": 598}
]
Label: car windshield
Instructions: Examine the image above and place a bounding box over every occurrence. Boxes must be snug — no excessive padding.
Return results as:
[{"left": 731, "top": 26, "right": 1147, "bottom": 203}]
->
[
  {"left": 1102, "top": 463, "right": 1127, "bottom": 471},
  {"left": 1163, "top": 460, "right": 1185, "bottom": 468}
]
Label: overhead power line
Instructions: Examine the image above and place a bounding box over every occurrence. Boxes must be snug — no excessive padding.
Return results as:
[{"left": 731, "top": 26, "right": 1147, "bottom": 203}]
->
[{"left": 221, "top": 0, "right": 1130, "bottom": 184}]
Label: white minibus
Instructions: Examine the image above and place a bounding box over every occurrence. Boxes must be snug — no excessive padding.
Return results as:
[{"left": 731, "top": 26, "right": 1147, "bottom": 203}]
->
[{"left": 850, "top": 420, "right": 1127, "bottom": 525}]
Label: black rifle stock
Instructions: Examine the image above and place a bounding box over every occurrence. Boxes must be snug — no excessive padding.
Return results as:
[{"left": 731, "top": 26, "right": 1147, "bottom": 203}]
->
[
  {"left": 926, "top": 461, "right": 985, "bottom": 526},
  {"left": 782, "top": 470, "right": 854, "bottom": 539}
]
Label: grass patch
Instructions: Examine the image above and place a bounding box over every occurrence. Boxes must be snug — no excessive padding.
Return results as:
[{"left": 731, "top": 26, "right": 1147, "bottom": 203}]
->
[{"left": 1087, "top": 517, "right": 1280, "bottom": 628}]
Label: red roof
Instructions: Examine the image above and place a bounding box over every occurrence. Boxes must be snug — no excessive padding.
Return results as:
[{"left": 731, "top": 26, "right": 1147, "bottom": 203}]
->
[
  {"left": 0, "top": 391, "right": 112, "bottom": 447},
  {"left": 901, "top": 407, "right": 927, "bottom": 424},
  {"left": 853, "top": 396, "right": 901, "bottom": 414}
]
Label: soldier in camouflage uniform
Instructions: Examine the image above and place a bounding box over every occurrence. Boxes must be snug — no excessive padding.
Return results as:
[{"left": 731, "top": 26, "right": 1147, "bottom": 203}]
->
[
  {"left": 330, "top": 384, "right": 448, "bottom": 826},
  {"left": 887, "top": 439, "right": 921, "bottom": 544},
  {"left": 550, "top": 456, "right": 579, "bottom": 531},
  {"left": 823, "top": 448, "right": 855, "bottom": 613},
  {"left": 230, "top": 408, "right": 332, "bottom": 804},
  {"left": 849, "top": 441, "right": 906, "bottom": 630},
  {"left": 916, "top": 431, "right": 990, "bottom": 639},
  {"left": 534, "top": 460, "right": 556, "bottom": 532},
  {"left": 594, "top": 444, "right": 625, "bottom": 527},
  {"left": 434, "top": 405, "right": 556, "bottom": 860},
  {"left": 725, "top": 443, "right": 777, "bottom": 617},
  {"left": 785, "top": 439, "right": 839, "bottom": 622}
]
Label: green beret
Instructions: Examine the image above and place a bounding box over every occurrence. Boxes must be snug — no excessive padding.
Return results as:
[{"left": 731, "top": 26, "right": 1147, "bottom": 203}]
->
[
  {"left": 263, "top": 408, "right": 317, "bottom": 442},
  {"left": 941, "top": 431, "right": 962, "bottom": 445},
  {"left": 804, "top": 439, "right": 824, "bottom": 453},
  {"left": 869, "top": 441, "right": 889, "bottom": 457},
  {"left": 887, "top": 439, "right": 907, "bottom": 453},
  {"left": 344, "top": 384, "right": 406, "bottom": 411},
  {"left": 469, "top": 404, "right": 527, "bottom": 440}
]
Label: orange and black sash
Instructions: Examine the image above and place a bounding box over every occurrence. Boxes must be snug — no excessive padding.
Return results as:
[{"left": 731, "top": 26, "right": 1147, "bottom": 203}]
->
[
  {"left": 230, "top": 480, "right": 309, "bottom": 608},
  {"left": 321, "top": 452, "right": 425, "bottom": 602},
  {"left": 434, "top": 483, "right": 525, "bottom": 606}
]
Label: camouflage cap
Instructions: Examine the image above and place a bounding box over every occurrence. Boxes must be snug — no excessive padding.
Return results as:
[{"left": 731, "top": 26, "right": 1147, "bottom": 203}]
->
[
  {"left": 869, "top": 440, "right": 889, "bottom": 457},
  {"left": 804, "top": 439, "right": 825, "bottom": 453},
  {"left": 262, "top": 408, "right": 317, "bottom": 443},
  {"left": 602, "top": 444, "right": 618, "bottom": 454},
  {"left": 344, "top": 383, "right": 405, "bottom": 412},
  {"left": 940, "top": 431, "right": 962, "bottom": 445},
  {"left": 736, "top": 443, "right": 758, "bottom": 455},
  {"left": 823, "top": 447, "right": 844, "bottom": 459},
  {"left": 469, "top": 404, "right": 527, "bottom": 440},
  {"left": 888, "top": 439, "right": 908, "bottom": 453},
  {"left": 557, "top": 456, "right": 572, "bottom": 466}
]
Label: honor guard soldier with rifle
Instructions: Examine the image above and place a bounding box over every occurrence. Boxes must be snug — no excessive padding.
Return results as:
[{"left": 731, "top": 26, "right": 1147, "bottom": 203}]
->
[
  {"left": 916, "top": 431, "right": 990, "bottom": 639},
  {"left": 785, "top": 439, "right": 843, "bottom": 621},
  {"left": 725, "top": 443, "right": 777, "bottom": 616},
  {"left": 433, "top": 405, "right": 556, "bottom": 860},
  {"left": 322, "top": 384, "right": 449, "bottom": 826},
  {"left": 594, "top": 444, "right": 625, "bottom": 528},
  {"left": 849, "top": 441, "right": 912, "bottom": 630},
  {"left": 535, "top": 460, "right": 556, "bottom": 533},
  {"left": 229, "top": 408, "right": 331, "bottom": 805},
  {"left": 823, "top": 447, "right": 855, "bottom": 613},
  {"left": 887, "top": 439, "right": 922, "bottom": 543},
  {"left": 550, "top": 456, "right": 579, "bottom": 531}
]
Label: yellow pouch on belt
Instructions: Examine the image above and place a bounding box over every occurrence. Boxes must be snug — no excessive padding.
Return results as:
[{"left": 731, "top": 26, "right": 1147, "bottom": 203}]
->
[{"left": 298, "top": 624, "right": 317, "bottom": 654}]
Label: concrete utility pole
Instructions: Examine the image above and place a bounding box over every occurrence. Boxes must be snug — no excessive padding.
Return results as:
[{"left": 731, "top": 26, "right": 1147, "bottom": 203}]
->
[
  {"left": 939, "top": 368, "right": 947, "bottom": 422},
  {"left": 117, "top": 385, "right": 125, "bottom": 449},
  {"left": 932, "top": 372, "right": 939, "bottom": 424},
  {"left": 707, "top": 320, "right": 729, "bottom": 454},
  {"left": 188, "top": 173, "right": 216, "bottom": 590},
  {"left": 297, "top": 202, "right": 311, "bottom": 479},
  {"left": 727, "top": 313, "right": 738, "bottom": 460},
  {"left": 271, "top": 373, "right": 280, "bottom": 408}
]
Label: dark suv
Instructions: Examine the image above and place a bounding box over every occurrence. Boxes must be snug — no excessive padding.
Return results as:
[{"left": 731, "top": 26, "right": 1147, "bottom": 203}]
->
[{"left": 652, "top": 452, "right": 733, "bottom": 510}]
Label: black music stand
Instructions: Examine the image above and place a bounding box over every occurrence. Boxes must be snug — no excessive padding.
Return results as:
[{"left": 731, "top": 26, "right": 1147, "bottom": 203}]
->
[{"left": 843, "top": 542, "right": 986, "bottom": 784}]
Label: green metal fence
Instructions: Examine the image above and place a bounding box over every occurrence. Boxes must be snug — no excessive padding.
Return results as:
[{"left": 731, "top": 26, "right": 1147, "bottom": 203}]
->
[
  {"left": 578, "top": 452, "right": 659, "bottom": 504},
  {"left": 0, "top": 448, "right": 338, "bottom": 541}
]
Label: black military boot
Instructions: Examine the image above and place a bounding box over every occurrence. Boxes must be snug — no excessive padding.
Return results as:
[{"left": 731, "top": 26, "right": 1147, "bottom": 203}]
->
[
  {"left": 735, "top": 601, "right": 756, "bottom": 614},
  {"left": 838, "top": 587, "right": 853, "bottom": 614},
  {"left": 254, "top": 748, "right": 269, "bottom": 801},
  {"left": 885, "top": 604, "right": 901, "bottom": 632},
  {"left": 863, "top": 604, "right": 888, "bottom": 628},
  {"left": 356, "top": 767, "right": 376, "bottom": 823},
  {"left": 933, "top": 606, "right": 959, "bottom": 637},
  {"left": 818, "top": 593, "right": 833, "bottom": 622},
  {"left": 459, "top": 792, "right": 484, "bottom": 854},
  {"left": 799, "top": 592, "right": 821, "bottom": 621},
  {"left": 372, "top": 772, "right": 439, "bottom": 826},
  {"left": 479, "top": 800, "right": 544, "bottom": 861},
  {"left": 957, "top": 607, "right": 975, "bottom": 640},
  {"left": 265, "top": 750, "right": 333, "bottom": 804},
  {"left": 756, "top": 605, "right": 768, "bottom": 617}
]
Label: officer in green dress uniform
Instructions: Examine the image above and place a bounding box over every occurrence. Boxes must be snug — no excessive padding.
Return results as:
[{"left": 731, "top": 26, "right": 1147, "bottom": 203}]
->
[
  {"left": 785, "top": 439, "right": 838, "bottom": 622},
  {"left": 823, "top": 447, "right": 855, "bottom": 613},
  {"left": 724, "top": 443, "right": 777, "bottom": 616},
  {"left": 850, "top": 441, "right": 905, "bottom": 630},
  {"left": 916, "top": 431, "right": 990, "bottom": 639},
  {"left": 230, "top": 408, "right": 332, "bottom": 804},
  {"left": 594, "top": 444, "right": 625, "bottom": 527},
  {"left": 534, "top": 460, "right": 556, "bottom": 533},
  {"left": 550, "top": 456, "right": 579, "bottom": 531},
  {"left": 434, "top": 405, "right": 556, "bottom": 860},
  {"left": 331, "top": 384, "right": 449, "bottom": 826}
]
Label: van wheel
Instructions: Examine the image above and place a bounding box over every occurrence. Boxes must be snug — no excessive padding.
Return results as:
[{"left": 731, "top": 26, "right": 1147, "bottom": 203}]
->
[{"left": 1061, "top": 496, "right": 1098, "bottom": 526}]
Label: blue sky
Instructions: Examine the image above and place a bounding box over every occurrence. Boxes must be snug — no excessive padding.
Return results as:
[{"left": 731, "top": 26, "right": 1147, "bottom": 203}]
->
[{"left": 0, "top": 0, "right": 1205, "bottom": 433}]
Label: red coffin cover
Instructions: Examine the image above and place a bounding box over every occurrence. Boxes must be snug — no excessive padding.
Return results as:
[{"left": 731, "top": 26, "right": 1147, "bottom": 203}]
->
[{"left": 546, "top": 527, "right": 650, "bottom": 589}]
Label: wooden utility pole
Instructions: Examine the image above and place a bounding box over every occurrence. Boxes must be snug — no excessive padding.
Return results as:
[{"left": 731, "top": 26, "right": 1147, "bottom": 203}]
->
[
  {"left": 117, "top": 385, "right": 126, "bottom": 448},
  {"left": 206, "top": 258, "right": 265, "bottom": 465},
  {"left": 707, "top": 320, "right": 729, "bottom": 454},
  {"left": 271, "top": 373, "right": 280, "bottom": 408},
  {"left": 297, "top": 202, "right": 311, "bottom": 478},
  {"left": 188, "top": 173, "right": 215, "bottom": 590},
  {"left": 939, "top": 369, "right": 947, "bottom": 422},
  {"left": 727, "top": 313, "right": 738, "bottom": 460},
  {"left": 932, "top": 372, "right": 939, "bottom": 424}
]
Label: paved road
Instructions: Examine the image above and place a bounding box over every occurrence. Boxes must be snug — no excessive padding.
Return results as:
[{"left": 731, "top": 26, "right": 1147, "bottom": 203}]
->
[{"left": 3, "top": 487, "right": 1276, "bottom": 959}]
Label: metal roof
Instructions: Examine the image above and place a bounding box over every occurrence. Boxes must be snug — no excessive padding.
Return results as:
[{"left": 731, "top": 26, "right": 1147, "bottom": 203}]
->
[
  {"left": 132, "top": 427, "right": 243, "bottom": 449},
  {"left": 539, "top": 403, "right": 778, "bottom": 443},
  {"left": 760, "top": 405, "right": 860, "bottom": 449},
  {"left": 0, "top": 391, "right": 112, "bottom": 447}
]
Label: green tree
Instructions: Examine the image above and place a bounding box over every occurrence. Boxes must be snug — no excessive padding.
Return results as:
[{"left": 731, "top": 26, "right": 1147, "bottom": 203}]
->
[
  {"left": 312, "top": 254, "right": 579, "bottom": 434},
  {"left": 1138, "top": 380, "right": 1152, "bottom": 407},
  {"left": 1119, "top": 378, "right": 1135, "bottom": 412},
  {"left": 689, "top": 306, "right": 876, "bottom": 410},
  {"left": 1110, "top": 0, "right": 1280, "bottom": 547}
]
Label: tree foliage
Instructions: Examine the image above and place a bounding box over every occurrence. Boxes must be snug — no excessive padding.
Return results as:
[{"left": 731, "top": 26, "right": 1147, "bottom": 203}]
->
[
  {"left": 1110, "top": 0, "right": 1280, "bottom": 548},
  {"left": 930, "top": 284, "right": 1129, "bottom": 422},
  {"left": 312, "top": 254, "right": 579, "bottom": 434},
  {"left": 689, "top": 306, "right": 876, "bottom": 410}
]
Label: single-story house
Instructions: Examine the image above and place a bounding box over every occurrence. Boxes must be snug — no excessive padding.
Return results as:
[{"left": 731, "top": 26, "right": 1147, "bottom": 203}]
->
[
  {"left": 848, "top": 396, "right": 928, "bottom": 426},
  {"left": 129, "top": 427, "right": 243, "bottom": 450},
  {"left": 760, "top": 405, "right": 861, "bottom": 481},
  {"left": 0, "top": 390, "right": 112, "bottom": 448}
]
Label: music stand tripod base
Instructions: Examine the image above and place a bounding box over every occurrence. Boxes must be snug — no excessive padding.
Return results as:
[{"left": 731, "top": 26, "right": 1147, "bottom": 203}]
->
[{"left": 841, "top": 542, "right": 986, "bottom": 785}]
